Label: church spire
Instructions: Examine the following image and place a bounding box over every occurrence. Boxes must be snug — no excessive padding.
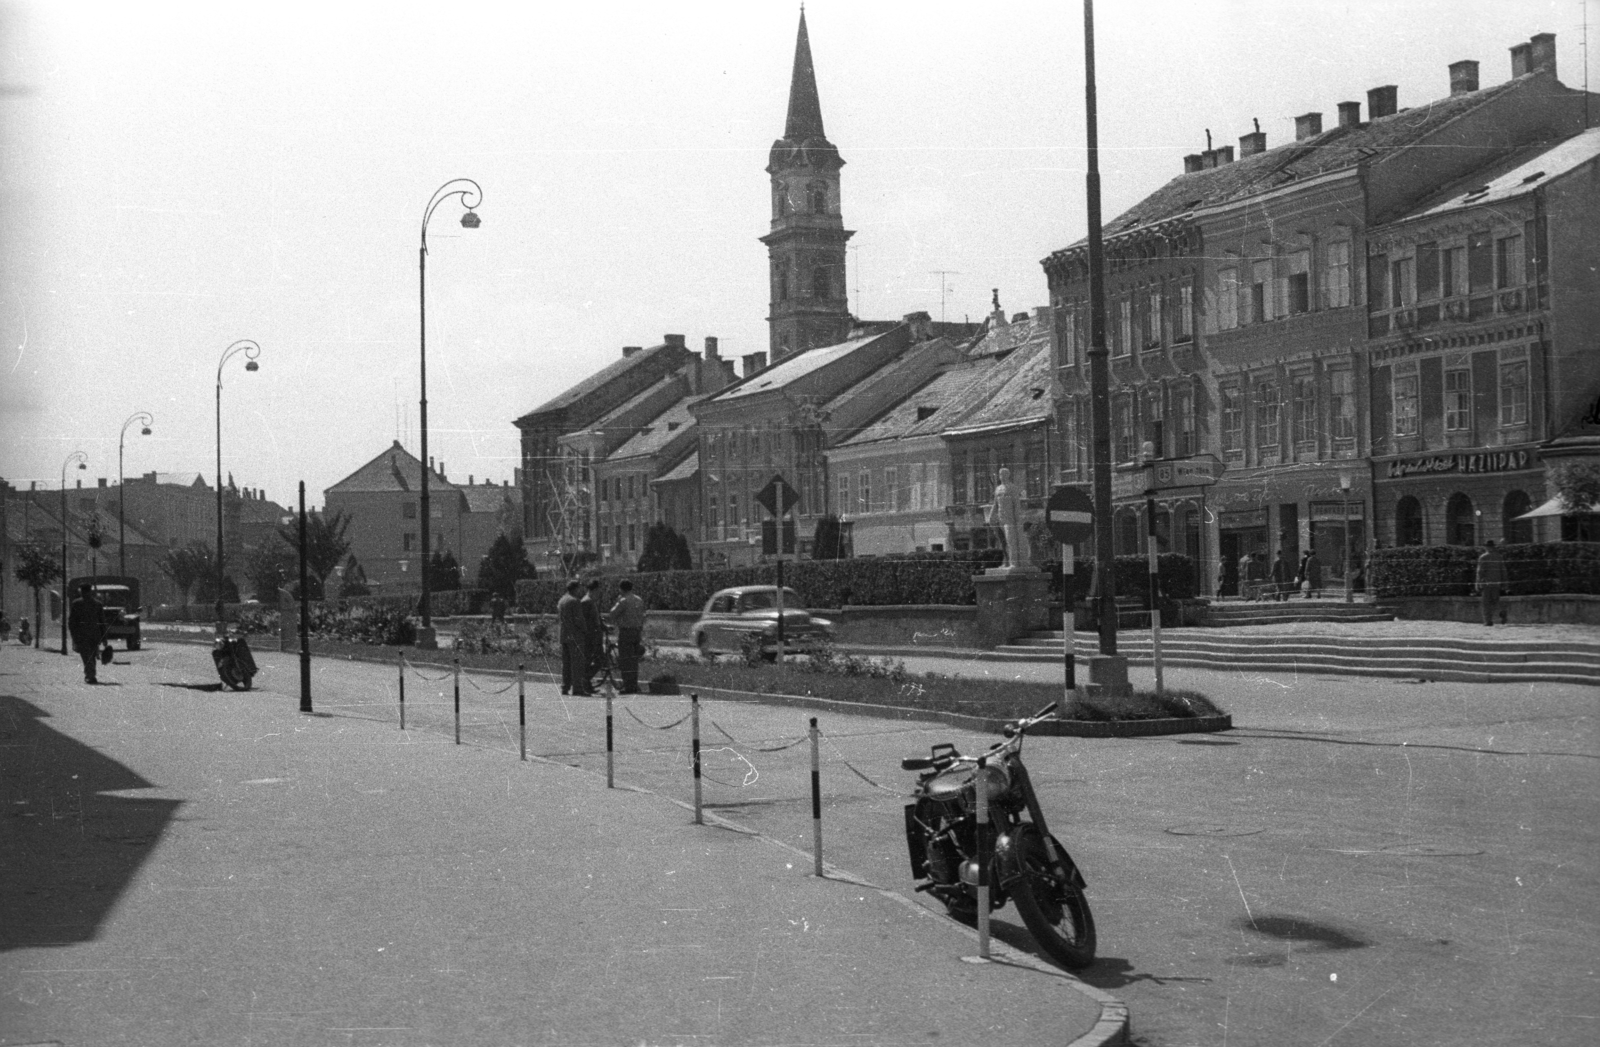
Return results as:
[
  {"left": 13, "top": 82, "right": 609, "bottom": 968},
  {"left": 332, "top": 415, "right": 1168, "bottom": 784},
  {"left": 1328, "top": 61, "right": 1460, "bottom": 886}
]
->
[{"left": 784, "top": 9, "right": 826, "bottom": 141}]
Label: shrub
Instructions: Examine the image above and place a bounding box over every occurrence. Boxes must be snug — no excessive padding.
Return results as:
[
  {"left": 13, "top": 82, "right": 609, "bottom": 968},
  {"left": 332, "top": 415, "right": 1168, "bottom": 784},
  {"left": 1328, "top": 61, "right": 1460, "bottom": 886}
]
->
[
  {"left": 426, "top": 588, "right": 489, "bottom": 617},
  {"left": 1369, "top": 542, "right": 1600, "bottom": 598}
]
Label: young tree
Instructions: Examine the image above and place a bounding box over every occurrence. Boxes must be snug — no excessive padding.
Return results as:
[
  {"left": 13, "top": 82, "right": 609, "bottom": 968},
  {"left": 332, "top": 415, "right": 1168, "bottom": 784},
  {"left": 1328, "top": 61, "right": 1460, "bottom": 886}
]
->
[
  {"left": 277, "top": 509, "right": 351, "bottom": 600},
  {"left": 1553, "top": 462, "right": 1600, "bottom": 511},
  {"left": 476, "top": 533, "right": 536, "bottom": 600},
  {"left": 339, "top": 554, "right": 371, "bottom": 597},
  {"left": 159, "top": 542, "right": 212, "bottom": 610},
  {"left": 427, "top": 550, "right": 462, "bottom": 591},
  {"left": 245, "top": 543, "right": 295, "bottom": 602},
  {"left": 12, "top": 540, "right": 61, "bottom": 648},
  {"left": 636, "top": 522, "right": 692, "bottom": 572}
]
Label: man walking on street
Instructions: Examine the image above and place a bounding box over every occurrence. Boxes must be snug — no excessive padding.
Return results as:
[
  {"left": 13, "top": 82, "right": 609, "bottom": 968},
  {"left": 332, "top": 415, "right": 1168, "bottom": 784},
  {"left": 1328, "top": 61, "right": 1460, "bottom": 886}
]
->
[
  {"left": 607, "top": 580, "right": 646, "bottom": 694},
  {"left": 556, "top": 580, "right": 590, "bottom": 695},
  {"left": 1270, "top": 549, "right": 1291, "bottom": 602},
  {"left": 1476, "top": 540, "right": 1507, "bottom": 626},
  {"left": 67, "top": 583, "right": 105, "bottom": 684}
]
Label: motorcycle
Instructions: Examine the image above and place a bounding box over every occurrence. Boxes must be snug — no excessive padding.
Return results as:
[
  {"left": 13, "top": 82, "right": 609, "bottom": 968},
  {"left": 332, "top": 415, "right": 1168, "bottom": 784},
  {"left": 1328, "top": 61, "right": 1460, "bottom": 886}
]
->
[
  {"left": 901, "top": 701, "right": 1096, "bottom": 968},
  {"left": 212, "top": 630, "right": 257, "bottom": 691}
]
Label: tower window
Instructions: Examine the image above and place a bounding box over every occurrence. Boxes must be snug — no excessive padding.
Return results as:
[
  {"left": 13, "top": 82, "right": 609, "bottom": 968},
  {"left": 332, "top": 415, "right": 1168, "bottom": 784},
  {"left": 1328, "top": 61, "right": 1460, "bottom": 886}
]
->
[
  {"left": 812, "top": 267, "right": 829, "bottom": 299},
  {"left": 774, "top": 181, "right": 788, "bottom": 218},
  {"left": 776, "top": 266, "right": 789, "bottom": 302},
  {"left": 809, "top": 183, "right": 827, "bottom": 214}
]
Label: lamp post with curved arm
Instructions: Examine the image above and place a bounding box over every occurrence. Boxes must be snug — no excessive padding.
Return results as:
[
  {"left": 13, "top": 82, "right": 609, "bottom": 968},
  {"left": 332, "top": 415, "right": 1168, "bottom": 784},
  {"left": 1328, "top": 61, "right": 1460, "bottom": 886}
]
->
[
  {"left": 216, "top": 340, "right": 261, "bottom": 631},
  {"left": 417, "top": 178, "right": 482, "bottom": 648},
  {"left": 60, "top": 449, "right": 88, "bottom": 655},
  {"left": 118, "top": 411, "right": 153, "bottom": 577}
]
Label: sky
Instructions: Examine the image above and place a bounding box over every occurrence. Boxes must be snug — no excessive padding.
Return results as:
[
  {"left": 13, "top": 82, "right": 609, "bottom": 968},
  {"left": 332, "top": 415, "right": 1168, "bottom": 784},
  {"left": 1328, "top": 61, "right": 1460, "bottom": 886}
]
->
[{"left": 1, "top": 0, "right": 1593, "bottom": 510}]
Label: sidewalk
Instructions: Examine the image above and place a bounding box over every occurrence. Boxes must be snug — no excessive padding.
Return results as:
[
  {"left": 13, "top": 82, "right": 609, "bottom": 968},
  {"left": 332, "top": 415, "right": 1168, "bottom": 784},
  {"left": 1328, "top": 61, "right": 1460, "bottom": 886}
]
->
[{"left": 0, "top": 642, "right": 1115, "bottom": 1047}]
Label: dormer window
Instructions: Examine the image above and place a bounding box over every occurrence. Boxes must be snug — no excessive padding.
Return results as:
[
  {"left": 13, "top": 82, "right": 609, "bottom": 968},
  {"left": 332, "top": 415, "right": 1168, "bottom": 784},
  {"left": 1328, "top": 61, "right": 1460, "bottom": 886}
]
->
[{"left": 916, "top": 406, "right": 938, "bottom": 421}]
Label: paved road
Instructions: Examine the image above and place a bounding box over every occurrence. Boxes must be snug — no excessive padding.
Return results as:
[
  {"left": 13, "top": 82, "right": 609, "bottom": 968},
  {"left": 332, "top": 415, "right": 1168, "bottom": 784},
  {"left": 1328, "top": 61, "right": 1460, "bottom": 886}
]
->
[
  {"left": 7, "top": 637, "right": 1598, "bottom": 1046},
  {"left": 1, "top": 641, "right": 1111, "bottom": 1047}
]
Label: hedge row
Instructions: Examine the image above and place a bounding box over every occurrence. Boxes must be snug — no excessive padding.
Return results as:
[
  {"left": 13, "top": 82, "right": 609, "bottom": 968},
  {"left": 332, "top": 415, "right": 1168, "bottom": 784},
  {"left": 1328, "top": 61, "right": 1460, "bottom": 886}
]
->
[
  {"left": 513, "top": 552, "right": 1199, "bottom": 613},
  {"left": 1370, "top": 541, "right": 1600, "bottom": 598}
]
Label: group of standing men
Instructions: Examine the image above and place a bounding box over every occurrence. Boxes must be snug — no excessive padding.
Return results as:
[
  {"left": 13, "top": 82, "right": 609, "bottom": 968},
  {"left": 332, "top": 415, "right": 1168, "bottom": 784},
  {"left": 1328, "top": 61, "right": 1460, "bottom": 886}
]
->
[
  {"left": 556, "top": 578, "right": 646, "bottom": 695},
  {"left": 1236, "top": 549, "right": 1328, "bottom": 602}
]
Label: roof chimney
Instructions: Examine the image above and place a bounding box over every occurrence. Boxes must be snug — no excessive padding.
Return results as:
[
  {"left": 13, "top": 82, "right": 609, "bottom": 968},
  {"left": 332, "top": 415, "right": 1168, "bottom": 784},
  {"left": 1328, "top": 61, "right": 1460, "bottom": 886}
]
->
[
  {"left": 98, "top": 477, "right": 108, "bottom": 488},
  {"left": 740, "top": 352, "right": 767, "bottom": 378},
  {"left": 1510, "top": 42, "right": 1532, "bottom": 78},
  {"left": 1215, "top": 145, "right": 1234, "bottom": 165},
  {"left": 622, "top": 345, "right": 642, "bottom": 358},
  {"left": 1337, "top": 101, "right": 1362, "bottom": 128},
  {"left": 1201, "top": 150, "right": 1218, "bottom": 169},
  {"left": 1367, "top": 85, "right": 1398, "bottom": 119},
  {"left": 1294, "top": 112, "right": 1323, "bottom": 140},
  {"left": 703, "top": 336, "right": 719, "bottom": 359},
  {"left": 1238, "top": 118, "right": 1266, "bottom": 157},
  {"left": 663, "top": 334, "right": 686, "bottom": 348},
  {"left": 1449, "top": 60, "right": 1480, "bottom": 95},
  {"left": 1183, "top": 153, "right": 1204, "bottom": 173},
  {"left": 1529, "top": 33, "right": 1556, "bottom": 78}
]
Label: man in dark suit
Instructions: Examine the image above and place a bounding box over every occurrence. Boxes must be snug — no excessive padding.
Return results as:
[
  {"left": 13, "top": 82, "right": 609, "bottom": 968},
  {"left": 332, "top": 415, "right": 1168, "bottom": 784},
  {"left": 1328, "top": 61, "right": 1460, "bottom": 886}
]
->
[
  {"left": 556, "top": 580, "right": 590, "bottom": 695},
  {"left": 67, "top": 584, "right": 105, "bottom": 684}
]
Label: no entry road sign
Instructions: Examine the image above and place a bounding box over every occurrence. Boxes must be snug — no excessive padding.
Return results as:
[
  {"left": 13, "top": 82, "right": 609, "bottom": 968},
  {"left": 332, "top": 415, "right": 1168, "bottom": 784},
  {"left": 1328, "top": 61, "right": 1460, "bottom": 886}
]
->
[{"left": 1046, "top": 485, "right": 1095, "bottom": 545}]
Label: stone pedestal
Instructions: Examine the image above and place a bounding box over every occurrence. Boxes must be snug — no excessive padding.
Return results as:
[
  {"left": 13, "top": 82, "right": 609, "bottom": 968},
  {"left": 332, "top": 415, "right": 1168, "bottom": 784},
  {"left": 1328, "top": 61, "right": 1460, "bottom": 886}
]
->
[
  {"left": 1084, "top": 654, "right": 1131, "bottom": 697},
  {"left": 413, "top": 625, "right": 438, "bottom": 650},
  {"left": 973, "top": 566, "right": 1050, "bottom": 648}
]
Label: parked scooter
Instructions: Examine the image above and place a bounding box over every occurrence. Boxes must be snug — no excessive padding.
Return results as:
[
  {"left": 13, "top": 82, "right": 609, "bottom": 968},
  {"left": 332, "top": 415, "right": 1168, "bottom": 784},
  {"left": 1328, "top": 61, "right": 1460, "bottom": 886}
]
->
[
  {"left": 901, "top": 701, "right": 1096, "bottom": 968},
  {"left": 212, "top": 630, "right": 257, "bottom": 691}
]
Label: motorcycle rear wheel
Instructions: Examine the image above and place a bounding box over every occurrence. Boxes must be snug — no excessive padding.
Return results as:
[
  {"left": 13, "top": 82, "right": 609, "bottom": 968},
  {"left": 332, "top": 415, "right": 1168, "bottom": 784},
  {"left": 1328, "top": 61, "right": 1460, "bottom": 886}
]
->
[
  {"left": 217, "top": 662, "right": 241, "bottom": 690},
  {"left": 1011, "top": 830, "right": 1096, "bottom": 969}
]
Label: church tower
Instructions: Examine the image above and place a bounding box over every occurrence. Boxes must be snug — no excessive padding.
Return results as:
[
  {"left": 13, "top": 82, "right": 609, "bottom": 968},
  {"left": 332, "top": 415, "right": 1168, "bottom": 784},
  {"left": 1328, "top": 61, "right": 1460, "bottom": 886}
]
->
[{"left": 761, "top": 9, "right": 853, "bottom": 363}]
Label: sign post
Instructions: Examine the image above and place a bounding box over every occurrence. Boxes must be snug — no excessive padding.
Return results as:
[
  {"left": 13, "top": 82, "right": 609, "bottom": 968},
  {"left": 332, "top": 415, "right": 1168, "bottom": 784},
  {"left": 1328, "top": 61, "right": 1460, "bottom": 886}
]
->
[
  {"left": 757, "top": 475, "right": 801, "bottom": 662},
  {"left": 1046, "top": 485, "right": 1095, "bottom": 699}
]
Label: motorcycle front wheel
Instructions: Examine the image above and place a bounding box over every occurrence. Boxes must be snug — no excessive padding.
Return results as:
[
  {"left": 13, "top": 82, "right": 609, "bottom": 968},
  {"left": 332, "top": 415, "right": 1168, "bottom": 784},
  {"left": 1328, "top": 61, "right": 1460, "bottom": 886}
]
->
[{"left": 1011, "top": 830, "right": 1096, "bottom": 969}]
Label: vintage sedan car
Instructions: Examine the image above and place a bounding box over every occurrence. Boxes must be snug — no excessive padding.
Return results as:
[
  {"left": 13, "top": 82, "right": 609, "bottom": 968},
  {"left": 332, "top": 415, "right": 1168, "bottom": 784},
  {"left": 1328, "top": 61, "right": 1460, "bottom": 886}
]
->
[{"left": 691, "top": 585, "right": 833, "bottom": 660}]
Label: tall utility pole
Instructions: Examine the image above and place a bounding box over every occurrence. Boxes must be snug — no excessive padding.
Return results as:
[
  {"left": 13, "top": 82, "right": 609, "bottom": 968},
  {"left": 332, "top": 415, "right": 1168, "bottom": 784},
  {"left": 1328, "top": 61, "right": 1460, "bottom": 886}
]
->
[{"left": 1081, "top": 0, "right": 1128, "bottom": 693}]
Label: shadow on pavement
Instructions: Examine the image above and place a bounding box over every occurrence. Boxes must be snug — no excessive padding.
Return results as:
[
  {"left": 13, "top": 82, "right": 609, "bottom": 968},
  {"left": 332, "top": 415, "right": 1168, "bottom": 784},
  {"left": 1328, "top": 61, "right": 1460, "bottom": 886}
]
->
[
  {"left": 158, "top": 681, "right": 226, "bottom": 693},
  {"left": 1077, "top": 956, "right": 1215, "bottom": 990},
  {"left": 0, "top": 694, "right": 181, "bottom": 952}
]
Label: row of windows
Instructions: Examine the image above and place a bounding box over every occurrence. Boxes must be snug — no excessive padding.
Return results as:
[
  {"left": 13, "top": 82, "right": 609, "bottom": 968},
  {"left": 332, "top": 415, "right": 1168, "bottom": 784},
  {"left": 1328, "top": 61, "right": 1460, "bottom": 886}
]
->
[
  {"left": 832, "top": 462, "right": 946, "bottom": 516},
  {"left": 1215, "top": 240, "right": 1352, "bottom": 331},
  {"left": 599, "top": 522, "right": 641, "bottom": 553},
  {"left": 1218, "top": 369, "right": 1358, "bottom": 454},
  {"left": 773, "top": 179, "right": 831, "bottom": 219},
  {"left": 1390, "top": 355, "right": 1528, "bottom": 438},
  {"left": 1059, "top": 280, "right": 1194, "bottom": 364},
  {"left": 1393, "top": 490, "right": 1533, "bottom": 547},
  {"left": 597, "top": 474, "right": 647, "bottom": 504},
  {"left": 1370, "top": 230, "right": 1527, "bottom": 312},
  {"left": 773, "top": 262, "right": 836, "bottom": 302}
]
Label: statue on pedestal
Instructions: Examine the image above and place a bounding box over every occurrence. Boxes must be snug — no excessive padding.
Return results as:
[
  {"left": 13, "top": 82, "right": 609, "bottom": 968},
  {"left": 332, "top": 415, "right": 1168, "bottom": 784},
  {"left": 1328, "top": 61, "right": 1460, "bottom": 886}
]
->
[{"left": 985, "top": 467, "right": 1028, "bottom": 569}]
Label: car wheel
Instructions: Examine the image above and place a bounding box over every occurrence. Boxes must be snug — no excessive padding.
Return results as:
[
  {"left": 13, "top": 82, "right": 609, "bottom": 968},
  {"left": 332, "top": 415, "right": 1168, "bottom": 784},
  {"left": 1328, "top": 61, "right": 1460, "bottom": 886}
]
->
[{"left": 696, "top": 634, "right": 716, "bottom": 662}]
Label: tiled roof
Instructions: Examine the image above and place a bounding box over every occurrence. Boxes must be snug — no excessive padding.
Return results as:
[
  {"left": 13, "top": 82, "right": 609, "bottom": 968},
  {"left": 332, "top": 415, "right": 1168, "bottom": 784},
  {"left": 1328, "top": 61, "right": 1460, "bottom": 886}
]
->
[
  {"left": 608, "top": 399, "right": 698, "bottom": 461},
  {"left": 326, "top": 441, "right": 458, "bottom": 495},
  {"left": 517, "top": 343, "right": 680, "bottom": 419},
  {"left": 653, "top": 450, "right": 699, "bottom": 484},
  {"left": 461, "top": 484, "right": 520, "bottom": 515},
  {"left": 837, "top": 316, "right": 1054, "bottom": 448},
  {"left": 580, "top": 373, "right": 684, "bottom": 445},
  {"left": 939, "top": 334, "right": 1054, "bottom": 437},
  {"left": 1399, "top": 127, "right": 1600, "bottom": 222},
  {"left": 709, "top": 331, "right": 884, "bottom": 402},
  {"left": 1046, "top": 77, "right": 1528, "bottom": 262}
]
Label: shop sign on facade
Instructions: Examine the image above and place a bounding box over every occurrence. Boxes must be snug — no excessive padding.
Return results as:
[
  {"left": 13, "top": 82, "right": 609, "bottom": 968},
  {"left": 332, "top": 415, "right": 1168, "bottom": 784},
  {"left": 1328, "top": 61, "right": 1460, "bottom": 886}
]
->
[
  {"left": 1111, "top": 454, "right": 1225, "bottom": 501},
  {"left": 1385, "top": 449, "right": 1535, "bottom": 479}
]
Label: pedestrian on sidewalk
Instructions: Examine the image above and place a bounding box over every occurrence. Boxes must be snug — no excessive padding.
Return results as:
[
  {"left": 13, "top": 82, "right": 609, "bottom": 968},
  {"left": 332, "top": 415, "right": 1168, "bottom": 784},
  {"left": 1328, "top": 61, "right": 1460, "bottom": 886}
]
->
[
  {"left": 606, "top": 580, "right": 646, "bottom": 694},
  {"left": 556, "top": 580, "right": 590, "bottom": 696},
  {"left": 0, "top": 610, "right": 10, "bottom": 644},
  {"left": 581, "top": 578, "right": 606, "bottom": 687},
  {"left": 67, "top": 583, "right": 105, "bottom": 684},
  {"left": 1270, "top": 550, "right": 1291, "bottom": 602},
  {"left": 1476, "top": 540, "right": 1507, "bottom": 626},
  {"left": 1302, "top": 549, "right": 1323, "bottom": 598}
]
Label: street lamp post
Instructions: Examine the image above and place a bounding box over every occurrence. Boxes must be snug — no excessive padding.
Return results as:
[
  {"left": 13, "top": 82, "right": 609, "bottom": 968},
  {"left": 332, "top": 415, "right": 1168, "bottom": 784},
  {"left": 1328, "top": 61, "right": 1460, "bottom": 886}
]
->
[
  {"left": 60, "top": 450, "right": 88, "bottom": 654},
  {"left": 118, "top": 411, "right": 153, "bottom": 577},
  {"left": 216, "top": 340, "right": 261, "bottom": 632},
  {"left": 1339, "top": 468, "right": 1354, "bottom": 604},
  {"left": 417, "top": 178, "right": 482, "bottom": 648}
]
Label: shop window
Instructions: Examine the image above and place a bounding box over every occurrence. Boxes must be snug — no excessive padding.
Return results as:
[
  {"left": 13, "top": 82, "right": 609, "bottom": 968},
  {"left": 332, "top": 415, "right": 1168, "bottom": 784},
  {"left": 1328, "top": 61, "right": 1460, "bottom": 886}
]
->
[
  {"left": 1446, "top": 492, "right": 1476, "bottom": 546},
  {"left": 1503, "top": 490, "right": 1533, "bottom": 545},
  {"left": 1395, "top": 496, "right": 1424, "bottom": 546}
]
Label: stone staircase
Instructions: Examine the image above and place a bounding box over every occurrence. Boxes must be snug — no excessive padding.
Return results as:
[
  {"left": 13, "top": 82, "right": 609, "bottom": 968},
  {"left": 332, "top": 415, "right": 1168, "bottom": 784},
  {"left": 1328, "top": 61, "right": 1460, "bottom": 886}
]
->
[
  {"left": 997, "top": 626, "right": 1600, "bottom": 686},
  {"left": 1200, "top": 598, "right": 1395, "bottom": 627}
]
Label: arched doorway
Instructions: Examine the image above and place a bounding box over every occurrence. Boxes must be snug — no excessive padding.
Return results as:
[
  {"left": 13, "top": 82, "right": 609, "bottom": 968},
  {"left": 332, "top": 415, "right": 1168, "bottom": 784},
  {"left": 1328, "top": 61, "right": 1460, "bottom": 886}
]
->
[
  {"left": 1502, "top": 490, "right": 1533, "bottom": 545},
  {"left": 1446, "top": 493, "right": 1476, "bottom": 546},
  {"left": 1395, "top": 495, "right": 1424, "bottom": 546}
]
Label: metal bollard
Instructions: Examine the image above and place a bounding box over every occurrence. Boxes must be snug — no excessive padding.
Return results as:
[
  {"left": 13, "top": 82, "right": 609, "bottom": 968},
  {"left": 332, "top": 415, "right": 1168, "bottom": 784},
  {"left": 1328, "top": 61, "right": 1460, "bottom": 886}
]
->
[
  {"left": 518, "top": 663, "right": 526, "bottom": 762},
  {"left": 453, "top": 657, "right": 461, "bottom": 745},
  {"left": 691, "top": 693, "right": 702, "bottom": 825},
  {"left": 810, "top": 717, "right": 822, "bottom": 876},
  {"left": 398, "top": 650, "right": 406, "bottom": 731},
  {"left": 605, "top": 685, "right": 615, "bottom": 788}
]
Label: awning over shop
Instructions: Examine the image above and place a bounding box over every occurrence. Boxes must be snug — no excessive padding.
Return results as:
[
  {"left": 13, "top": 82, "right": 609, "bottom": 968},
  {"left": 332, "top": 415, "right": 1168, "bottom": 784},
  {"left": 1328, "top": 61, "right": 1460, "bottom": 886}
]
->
[{"left": 1513, "top": 495, "right": 1600, "bottom": 519}]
